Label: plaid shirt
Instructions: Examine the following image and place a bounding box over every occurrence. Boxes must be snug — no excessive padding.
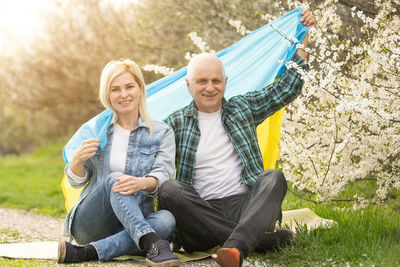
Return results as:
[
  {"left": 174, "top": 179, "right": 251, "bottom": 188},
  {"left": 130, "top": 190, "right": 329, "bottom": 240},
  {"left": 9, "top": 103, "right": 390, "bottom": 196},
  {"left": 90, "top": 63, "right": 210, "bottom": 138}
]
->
[{"left": 165, "top": 54, "right": 308, "bottom": 187}]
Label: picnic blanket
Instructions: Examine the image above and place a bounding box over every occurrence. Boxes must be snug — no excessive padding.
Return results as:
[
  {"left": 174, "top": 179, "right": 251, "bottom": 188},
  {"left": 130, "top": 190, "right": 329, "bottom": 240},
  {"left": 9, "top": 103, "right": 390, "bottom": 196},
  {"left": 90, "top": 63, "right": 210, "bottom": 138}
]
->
[{"left": 0, "top": 208, "right": 335, "bottom": 260}]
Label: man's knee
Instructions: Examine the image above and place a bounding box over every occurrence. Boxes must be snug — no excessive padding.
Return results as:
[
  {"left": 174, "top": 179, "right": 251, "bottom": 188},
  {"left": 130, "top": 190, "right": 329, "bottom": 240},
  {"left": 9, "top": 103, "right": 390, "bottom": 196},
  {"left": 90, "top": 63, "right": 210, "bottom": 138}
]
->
[
  {"left": 258, "top": 169, "right": 287, "bottom": 190},
  {"left": 159, "top": 179, "right": 188, "bottom": 209},
  {"left": 159, "top": 180, "right": 180, "bottom": 200}
]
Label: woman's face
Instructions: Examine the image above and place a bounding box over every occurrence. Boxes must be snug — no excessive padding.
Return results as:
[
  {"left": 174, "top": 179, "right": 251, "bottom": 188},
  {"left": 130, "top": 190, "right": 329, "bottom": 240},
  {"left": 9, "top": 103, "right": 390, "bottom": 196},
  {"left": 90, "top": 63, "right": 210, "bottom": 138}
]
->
[{"left": 109, "top": 72, "right": 141, "bottom": 118}]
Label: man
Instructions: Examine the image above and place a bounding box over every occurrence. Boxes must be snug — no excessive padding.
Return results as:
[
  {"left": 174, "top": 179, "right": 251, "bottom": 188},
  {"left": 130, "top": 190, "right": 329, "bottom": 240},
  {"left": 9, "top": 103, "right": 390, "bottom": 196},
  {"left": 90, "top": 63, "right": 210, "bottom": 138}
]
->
[{"left": 159, "top": 9, "right": 317, "bottom": 267}]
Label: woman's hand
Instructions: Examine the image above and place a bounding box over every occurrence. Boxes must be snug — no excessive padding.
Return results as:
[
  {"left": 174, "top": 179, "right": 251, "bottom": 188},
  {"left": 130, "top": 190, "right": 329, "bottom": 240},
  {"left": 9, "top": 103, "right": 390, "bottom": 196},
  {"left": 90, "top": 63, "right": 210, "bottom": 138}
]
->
[
  {"left": 112, "top": 175, "right": 158, "bottom": 195},
  {"left": 70, "top": 138, "right": 100, "bottom": 177}
]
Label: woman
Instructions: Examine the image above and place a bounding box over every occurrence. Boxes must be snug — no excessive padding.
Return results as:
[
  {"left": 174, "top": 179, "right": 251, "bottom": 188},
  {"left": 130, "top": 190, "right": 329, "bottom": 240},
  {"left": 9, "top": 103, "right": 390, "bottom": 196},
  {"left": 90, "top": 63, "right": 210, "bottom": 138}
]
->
[{"left": 58, "top": 59, "right": 179, "bottom": 266}]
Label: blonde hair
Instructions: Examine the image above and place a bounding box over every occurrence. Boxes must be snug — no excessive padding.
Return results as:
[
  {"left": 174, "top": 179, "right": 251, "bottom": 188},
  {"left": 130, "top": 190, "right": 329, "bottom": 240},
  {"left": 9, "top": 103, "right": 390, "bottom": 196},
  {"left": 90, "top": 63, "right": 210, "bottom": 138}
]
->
[{"left": 99, "top": 59, "right": 153, "bottom": 133}]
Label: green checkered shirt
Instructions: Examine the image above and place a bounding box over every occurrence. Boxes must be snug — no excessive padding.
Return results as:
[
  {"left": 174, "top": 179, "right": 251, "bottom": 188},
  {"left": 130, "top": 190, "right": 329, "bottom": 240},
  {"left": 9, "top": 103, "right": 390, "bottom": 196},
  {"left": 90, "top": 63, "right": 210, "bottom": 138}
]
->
[{"left": 165, "top": 54, "right": 308, "bottom": 187}]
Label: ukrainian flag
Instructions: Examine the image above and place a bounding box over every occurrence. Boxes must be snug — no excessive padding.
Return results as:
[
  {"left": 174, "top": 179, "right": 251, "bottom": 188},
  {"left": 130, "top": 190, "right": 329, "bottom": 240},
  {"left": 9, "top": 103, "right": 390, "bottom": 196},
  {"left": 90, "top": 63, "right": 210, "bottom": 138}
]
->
[{"left": 62, "top": 8, "right": 308, "bottom": 212}]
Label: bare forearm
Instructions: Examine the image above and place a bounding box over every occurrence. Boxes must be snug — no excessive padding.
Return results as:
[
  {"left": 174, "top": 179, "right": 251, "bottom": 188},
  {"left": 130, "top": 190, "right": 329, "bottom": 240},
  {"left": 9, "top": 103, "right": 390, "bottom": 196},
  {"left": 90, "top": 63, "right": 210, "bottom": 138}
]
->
[
  {"left": 296, "top": 32, "right": 309, "bottom": 60},
  {"left": 69, "top": 138, "right": 99, "bottom": 177},
  {"left": 297, "top": 8, "right": 317, "bottom": 60},
  {"left": 70, "top": 160, "right": 86, "bottom": 177},
  {"left": 140, "top": 176, "right": 158, "bottom": 193}
]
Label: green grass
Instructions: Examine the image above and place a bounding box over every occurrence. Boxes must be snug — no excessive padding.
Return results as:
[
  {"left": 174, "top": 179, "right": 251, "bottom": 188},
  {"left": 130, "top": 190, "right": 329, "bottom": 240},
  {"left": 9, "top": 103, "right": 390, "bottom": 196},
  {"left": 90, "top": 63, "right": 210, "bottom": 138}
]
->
[
  {"left": 0, "top": 143, "right": 400, "bottom": 266},
  {"left": 0, "top": 142, "right": 66, "bottom": 217},
  {"left": 0, "top": 228, "right": 23, "bottom": 244},
  {"left": 250, "top": 206, "right": 400, "bottom": 266}
]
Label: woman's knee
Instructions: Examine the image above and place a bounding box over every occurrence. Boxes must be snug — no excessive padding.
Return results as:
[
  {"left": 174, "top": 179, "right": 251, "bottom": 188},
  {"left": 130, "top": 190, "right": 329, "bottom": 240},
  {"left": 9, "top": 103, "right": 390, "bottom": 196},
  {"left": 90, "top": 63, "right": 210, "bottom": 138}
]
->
[
  {"left": 152, "top": 210, "right": 176, "bottom": 239},
  {"left": 105, "top": 172, "right": 125, "bottom": 188}
]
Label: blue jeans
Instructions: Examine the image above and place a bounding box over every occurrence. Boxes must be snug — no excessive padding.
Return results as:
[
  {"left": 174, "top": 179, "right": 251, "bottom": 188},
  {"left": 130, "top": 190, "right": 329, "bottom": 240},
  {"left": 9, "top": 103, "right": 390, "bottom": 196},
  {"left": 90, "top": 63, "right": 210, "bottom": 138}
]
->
[{"left": 71, "top": 172, "right": 175, "bottom": 261}]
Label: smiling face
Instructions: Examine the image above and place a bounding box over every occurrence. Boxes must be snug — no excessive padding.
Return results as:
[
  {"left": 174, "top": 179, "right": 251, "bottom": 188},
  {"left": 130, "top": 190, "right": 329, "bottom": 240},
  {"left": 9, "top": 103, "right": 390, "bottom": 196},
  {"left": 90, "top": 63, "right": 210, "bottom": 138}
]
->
[
  {"left": 109, "top": 71, "right": 141, "bottom": 119},
  {"left": 186, "top": 53, "right": 227, "bottom": 113}
]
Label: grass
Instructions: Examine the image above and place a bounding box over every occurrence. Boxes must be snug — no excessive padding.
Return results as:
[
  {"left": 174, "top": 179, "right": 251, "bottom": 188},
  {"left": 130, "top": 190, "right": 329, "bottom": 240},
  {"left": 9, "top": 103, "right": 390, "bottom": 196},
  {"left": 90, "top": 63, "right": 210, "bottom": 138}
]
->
[
  {"left": 249, "top": 207, "right": 400, "bottom": 266},
  {"left": 0, "top": 228, "right": 23, "bottom": 244},
  {"left": 0, "top": 143, "right": 400, "bottom": 266},
  {"left": 0, "top": 142, "right": 66, "bottom": 217}
]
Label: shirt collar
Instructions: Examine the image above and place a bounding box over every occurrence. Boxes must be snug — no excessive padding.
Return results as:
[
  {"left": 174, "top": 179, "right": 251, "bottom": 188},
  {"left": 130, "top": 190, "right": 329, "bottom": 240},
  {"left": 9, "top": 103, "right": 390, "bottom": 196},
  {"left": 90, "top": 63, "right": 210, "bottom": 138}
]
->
[
  {"left": 184, "top": 101, "right": 197, "bottom": 117},
  {"left": 108, "top": 115, "right": 148, "bottom": 135}
]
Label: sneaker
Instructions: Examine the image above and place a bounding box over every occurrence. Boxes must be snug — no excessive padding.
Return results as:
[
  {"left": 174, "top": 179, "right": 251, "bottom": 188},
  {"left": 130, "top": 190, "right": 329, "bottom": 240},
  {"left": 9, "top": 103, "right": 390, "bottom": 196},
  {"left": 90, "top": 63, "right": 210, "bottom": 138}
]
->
[
  {"left": 146, "top": 240, "right": 180, "bottom": 266},
  {"left": 57, "top": 240, "right": 98, "bottom": 263},
  {"left": 255, "top": 229, "right": 296, "bottom": 252},
  {"left": 212, "top": 247, "right": 243, "bottom": 267}
]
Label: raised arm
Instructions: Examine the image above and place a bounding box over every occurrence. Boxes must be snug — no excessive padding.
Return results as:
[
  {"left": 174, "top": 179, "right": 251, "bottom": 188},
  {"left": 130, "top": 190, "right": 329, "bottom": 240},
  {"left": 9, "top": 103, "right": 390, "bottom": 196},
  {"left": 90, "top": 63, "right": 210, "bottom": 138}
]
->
[
  {"left": 296, "top": 9, "right": 317, "bottom": 60},
  {"left": 65, "top": 138, "right": 99, "bottom": 187}
]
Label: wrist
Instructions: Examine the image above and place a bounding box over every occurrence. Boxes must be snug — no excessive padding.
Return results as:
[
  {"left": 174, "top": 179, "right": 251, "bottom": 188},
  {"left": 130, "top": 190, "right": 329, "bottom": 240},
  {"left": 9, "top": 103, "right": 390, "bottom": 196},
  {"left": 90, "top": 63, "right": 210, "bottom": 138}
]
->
[{"left": 142, "top": 177, "right": 158, "bottom": 193}]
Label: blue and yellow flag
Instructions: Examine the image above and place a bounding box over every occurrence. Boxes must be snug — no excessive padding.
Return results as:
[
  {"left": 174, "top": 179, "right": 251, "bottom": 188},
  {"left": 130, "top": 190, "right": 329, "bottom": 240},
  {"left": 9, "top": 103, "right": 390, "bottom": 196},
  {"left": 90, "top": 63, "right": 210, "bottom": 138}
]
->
[{"left": 62, "top": 8, "right": 308, "bottom": 212}]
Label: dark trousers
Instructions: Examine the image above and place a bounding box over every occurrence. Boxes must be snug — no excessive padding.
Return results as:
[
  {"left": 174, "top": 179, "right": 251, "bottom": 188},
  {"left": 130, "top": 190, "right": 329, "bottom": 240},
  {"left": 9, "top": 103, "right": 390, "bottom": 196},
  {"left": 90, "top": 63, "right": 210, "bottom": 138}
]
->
[{"left": 158, "top": 169, "right": 287, "bottom": 257}]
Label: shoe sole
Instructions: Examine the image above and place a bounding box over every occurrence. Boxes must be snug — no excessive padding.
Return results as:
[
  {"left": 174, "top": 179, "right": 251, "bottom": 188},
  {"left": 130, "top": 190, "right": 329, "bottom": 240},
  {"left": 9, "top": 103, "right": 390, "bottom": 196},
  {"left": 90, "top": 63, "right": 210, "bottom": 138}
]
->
[
  {"left": 145, "top": 258, "right": 180, "bottom": 266},
  {"left": 213, "top": 248, "right": 240, "bottom": 267},
  {"left": 57, "top": 240, "right": 66, "bottom": 264},
  {"left": 292, "top": 230, "right": 296, "bottom": 244}
]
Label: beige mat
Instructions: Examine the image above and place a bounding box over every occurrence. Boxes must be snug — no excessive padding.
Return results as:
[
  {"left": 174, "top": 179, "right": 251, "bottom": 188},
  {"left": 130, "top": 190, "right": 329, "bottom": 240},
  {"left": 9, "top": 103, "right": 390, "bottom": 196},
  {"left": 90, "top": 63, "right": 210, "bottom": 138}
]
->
[
  {"left": 0, "top": 208, "right": 335, "bottom": 260},
  {"left": 279, "top": 208, "right": 336, "bottom": 232},
  {"left": 0, "top": 241, "right": 58, "bottom": 259}
]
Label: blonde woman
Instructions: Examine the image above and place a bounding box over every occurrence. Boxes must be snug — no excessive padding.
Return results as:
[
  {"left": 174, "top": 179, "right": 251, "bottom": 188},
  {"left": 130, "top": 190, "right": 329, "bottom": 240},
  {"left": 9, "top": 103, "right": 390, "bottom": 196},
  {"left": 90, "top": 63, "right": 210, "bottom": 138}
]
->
[{"left": 58, "top": 59, "right": 179, "bottom": 266}]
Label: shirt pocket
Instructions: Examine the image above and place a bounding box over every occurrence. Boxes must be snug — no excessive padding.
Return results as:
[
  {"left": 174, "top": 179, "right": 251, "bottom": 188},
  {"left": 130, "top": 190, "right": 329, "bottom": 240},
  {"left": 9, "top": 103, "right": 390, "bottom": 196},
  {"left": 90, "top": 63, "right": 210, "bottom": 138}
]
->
[{"left": 138, "top": 144, "right": 160, "bottom": 175}]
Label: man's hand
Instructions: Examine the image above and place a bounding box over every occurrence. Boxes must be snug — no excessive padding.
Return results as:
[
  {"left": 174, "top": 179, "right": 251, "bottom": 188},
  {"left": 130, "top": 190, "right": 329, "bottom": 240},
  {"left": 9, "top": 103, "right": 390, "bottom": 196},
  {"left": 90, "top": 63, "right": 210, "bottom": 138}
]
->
[
  {"left": 297, "top": 9, "right": 317, "bottom": 59},
  {"left": 70, "top": 138, "right": 99, "bottom": 177},
  {"left": 112, "top": 175, "right": 158, "bottom": 195},
  {"left": 300, "top": 9, "right": 317, "bottom": 27}
]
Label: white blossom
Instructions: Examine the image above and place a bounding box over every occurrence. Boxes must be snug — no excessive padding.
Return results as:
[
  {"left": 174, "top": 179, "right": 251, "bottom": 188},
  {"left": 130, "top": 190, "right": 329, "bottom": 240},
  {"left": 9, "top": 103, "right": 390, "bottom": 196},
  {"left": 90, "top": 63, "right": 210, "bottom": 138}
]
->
[
  {"left": 228, "top": 19, "right": 252, "bottom": 36},
  {"left": 187, "top": 32, "right": 214, "bottom": 53},
  {"left": 277, "top": 0, "right": 400, "bottom": 204},
  {"left": 142, "top": 64, "right": 174, "bottom": 76}
]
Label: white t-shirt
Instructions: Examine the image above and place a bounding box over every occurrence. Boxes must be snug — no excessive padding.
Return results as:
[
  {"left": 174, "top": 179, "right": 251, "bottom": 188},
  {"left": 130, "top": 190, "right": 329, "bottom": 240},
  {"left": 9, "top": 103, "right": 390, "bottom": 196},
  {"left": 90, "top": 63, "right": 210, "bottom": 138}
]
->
[
  {"left": 193, "top": 110, "right": 249, "bottom": 200},
  {"left": 109, "top": 123, "right": 130, "bottom": 173}
]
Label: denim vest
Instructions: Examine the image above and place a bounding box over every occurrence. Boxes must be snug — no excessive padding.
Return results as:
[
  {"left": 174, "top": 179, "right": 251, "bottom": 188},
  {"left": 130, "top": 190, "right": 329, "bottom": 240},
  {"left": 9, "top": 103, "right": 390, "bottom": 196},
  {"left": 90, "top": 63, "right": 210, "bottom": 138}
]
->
[{"left": 63, "top": 118, "right": 171, "bottom": 237}]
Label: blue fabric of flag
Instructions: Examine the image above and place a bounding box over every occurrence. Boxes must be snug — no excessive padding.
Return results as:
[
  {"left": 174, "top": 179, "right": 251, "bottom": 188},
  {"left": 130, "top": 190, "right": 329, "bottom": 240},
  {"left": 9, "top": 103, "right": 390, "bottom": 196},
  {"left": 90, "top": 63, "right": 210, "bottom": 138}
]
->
[{"left": 63, "top": 8, "right": 308, "bottom": 164}]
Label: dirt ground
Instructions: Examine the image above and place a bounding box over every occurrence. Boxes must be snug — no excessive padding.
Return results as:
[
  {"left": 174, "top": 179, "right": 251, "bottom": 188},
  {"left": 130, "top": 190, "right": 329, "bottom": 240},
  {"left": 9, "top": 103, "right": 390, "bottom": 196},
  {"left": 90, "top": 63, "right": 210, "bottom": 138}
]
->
[{"left": 0, "top": 207, "right": 256, "bottom": 266}]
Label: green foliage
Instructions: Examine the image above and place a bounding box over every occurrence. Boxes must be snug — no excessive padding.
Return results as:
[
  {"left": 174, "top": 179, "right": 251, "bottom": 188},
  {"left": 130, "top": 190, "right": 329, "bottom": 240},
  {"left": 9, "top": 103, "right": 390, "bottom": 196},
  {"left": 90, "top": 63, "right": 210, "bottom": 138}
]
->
[{"left": 0, "top": 142, "right": 66, "bottom": 217}]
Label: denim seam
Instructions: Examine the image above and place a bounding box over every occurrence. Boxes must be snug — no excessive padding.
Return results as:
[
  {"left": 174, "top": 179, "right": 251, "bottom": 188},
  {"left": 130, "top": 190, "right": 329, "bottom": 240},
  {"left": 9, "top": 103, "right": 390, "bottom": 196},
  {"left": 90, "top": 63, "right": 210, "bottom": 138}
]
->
[
  {"left": 90, "top": 242, "right": 103, "bottom": 261},
  {"left": 114, "top": 192, "right": 154, "bottom": 246}
]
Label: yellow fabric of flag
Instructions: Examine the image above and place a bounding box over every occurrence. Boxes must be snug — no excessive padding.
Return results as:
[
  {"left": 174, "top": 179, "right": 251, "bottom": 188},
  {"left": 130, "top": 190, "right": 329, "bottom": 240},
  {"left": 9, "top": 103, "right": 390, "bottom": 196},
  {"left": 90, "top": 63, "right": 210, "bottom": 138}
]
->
[
  {"left": 61, "top": 174, "right": 82, "bottom": 212},
  {"left": 257, "top": 107, "right": 285, "bottom": 170}
]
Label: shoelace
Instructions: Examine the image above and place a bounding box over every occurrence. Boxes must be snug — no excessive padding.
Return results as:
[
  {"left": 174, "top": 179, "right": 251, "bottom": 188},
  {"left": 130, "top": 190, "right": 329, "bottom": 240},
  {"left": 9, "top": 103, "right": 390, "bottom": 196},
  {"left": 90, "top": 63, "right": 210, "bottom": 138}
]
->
[{"left": 147, "top": 240, "right": 171, "bottom": 257}]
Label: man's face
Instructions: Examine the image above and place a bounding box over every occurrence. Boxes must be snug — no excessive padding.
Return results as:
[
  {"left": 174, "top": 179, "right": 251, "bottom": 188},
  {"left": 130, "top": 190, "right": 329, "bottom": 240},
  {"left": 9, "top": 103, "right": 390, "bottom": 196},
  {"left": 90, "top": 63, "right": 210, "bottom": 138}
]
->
[{"left": 187, "top": 57, "right": 227, "bottom": 113}]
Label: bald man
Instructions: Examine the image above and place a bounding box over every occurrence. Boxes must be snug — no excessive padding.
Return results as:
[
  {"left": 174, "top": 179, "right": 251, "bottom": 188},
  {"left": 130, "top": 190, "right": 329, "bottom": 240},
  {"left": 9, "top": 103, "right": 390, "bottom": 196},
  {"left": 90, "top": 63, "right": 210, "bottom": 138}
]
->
[{"left": 159, "top": 10, "right": 317, "bottom": 267}]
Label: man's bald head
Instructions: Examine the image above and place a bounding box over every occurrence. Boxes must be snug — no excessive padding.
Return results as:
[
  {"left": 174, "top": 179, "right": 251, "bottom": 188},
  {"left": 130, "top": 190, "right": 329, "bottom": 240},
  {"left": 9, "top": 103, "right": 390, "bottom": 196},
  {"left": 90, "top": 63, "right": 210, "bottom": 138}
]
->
[{"left": 186, "top": 53, "right": 226, "bottom": 81}]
